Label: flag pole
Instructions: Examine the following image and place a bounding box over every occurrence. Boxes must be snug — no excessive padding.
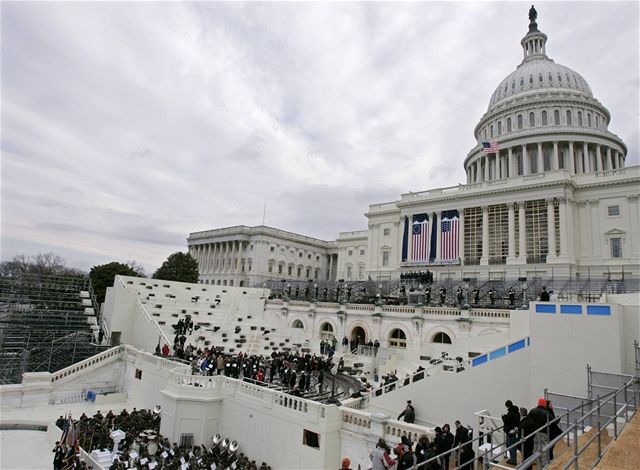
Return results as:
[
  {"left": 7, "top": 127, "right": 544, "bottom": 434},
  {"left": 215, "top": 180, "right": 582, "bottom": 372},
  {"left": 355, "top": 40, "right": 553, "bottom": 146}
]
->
[{"left": 262, "top": 195, "right": 267, "bottom": 226}]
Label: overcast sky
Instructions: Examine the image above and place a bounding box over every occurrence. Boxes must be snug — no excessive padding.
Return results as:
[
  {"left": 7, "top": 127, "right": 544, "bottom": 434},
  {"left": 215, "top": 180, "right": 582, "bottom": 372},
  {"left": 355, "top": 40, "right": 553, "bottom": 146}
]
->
[{"left": 1, "top": 1, "right": 638, "bottom": 273}]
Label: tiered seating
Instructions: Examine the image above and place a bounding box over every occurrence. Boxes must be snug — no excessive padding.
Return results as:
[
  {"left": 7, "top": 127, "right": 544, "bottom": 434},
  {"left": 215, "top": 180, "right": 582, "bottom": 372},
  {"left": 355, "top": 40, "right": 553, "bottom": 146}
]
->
[
  {"left": 0, "top": 273, "right": 107, "bottom": 384},
  {"left": 122, "top": 277, "right": 311, "bottom": 356}
]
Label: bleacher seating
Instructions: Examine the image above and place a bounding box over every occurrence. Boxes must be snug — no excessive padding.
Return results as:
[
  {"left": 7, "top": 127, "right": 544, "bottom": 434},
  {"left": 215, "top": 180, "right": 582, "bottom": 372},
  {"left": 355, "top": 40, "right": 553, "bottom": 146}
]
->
[
  {"left": 119, "top": 277, "right": 311, "bottom": 357},
  {"left": 0, "top": 273, "right": 107, "bottom": 384}
]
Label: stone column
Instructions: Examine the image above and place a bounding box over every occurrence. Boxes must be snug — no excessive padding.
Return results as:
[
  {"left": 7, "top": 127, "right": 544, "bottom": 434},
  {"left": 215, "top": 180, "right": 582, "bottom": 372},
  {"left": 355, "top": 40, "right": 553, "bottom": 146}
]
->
[
  {"left": 606, "top": 147, "right": 613, "bottom": 170},
  {"left": 327, "top": 255, "right": 333, "bottom": 281},
  {"left": 558, "top": 198, "right": 569, "bottom": 259},
  {"left": 435, "top": 211, "right": 442, "bottom": 262},
  {"left": 583, "top": 142, "right": 590, "bottom": 173},
  {"left": 484, "top": 156, "right": 490, "bottom": 181},
  {"left": 507, "top": 202, "right": 516, "bottom": 261},
  {"left": 480, "top": 205, "right": 489, "bottom": 265},
  {"left": 458, "top": 210, "right": 465, "bottom": 262},
  {"left": 518, "top": 202, "right": 527, "bottom": 261},
  {"left": 537, "top": 142, "right": 543, "bottom": 173},
  {"left": 568, "top": 141, "right": 575, "bottom": 174},
  {"left": 595, "top": 145, "right": 603, "bottom": 172},
  {"left": 522, "top": 144, "right": 529, "bottom": 175},
  {"left": 201, "top": 244, "right": 208, "bottom": 274},
  {"left": 546, "top": 199, "right": 556, "bottom": 259},
  {"left": 508, "top": 147, "right": 514, "bottom": 178},
  {"left": 553, "top": 141, "right": 559, "bottom": 171},
  {"left": 627, "top": 195, "right": 640, "bottom": 260}
]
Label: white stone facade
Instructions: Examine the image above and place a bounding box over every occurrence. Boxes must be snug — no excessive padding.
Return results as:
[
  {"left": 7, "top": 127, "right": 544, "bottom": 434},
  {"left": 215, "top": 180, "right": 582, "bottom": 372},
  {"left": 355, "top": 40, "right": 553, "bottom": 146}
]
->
[
  {"left": 187, "top": 225, "right": 338, "bottom": 286},
  {"left": 188, "top": 15, "right": 639, "bottom": 285}
]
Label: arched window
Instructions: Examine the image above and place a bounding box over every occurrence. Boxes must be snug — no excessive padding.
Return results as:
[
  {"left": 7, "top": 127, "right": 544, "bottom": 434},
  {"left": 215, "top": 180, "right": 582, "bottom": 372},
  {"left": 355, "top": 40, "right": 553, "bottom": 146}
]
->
[
  {"left": 229, "top": 280, "right": 234, "bottom": 286},
  {"left": 541, "top": 111, "right": 548, "bottom": 125},
  {"left": 389, "top": 329, "right": 407, "bottom": 348},
  {"left": 587, "top": 114, "right": 592, "bottom": 127},
  {"left": 432, "top": 332, "right": 452, "bottom": 344},
  {"left": 292, "top": 319, "right": 304, "bottom": 329},
  {"left": 517, "top": 115, "right": 523, "bottom": 130},
  {"left": 566, "top": 110, "right": 572, "bottom": 125},
  {"left": 319, "top": 322, "right": 334, "bottom": 339},
  {"left": 507, "top": 117, "right": 512, "bottom": 132},
  {"left": 529, "top": 112, "right": 535, "bottom": 127},
  {"left": 497, "top": 121, "right": 502, "bottom": 135},
  {"left": 490, "top": 125, "right": 494, "bottom": 138},
  {"left": 483, "top": 129, "right": 487, "bottom": 140},
  {"left": 595, "top": 116, "right": 599, "bottom": 128},
  {"left": 577, "top": 111, "right": 583, "bottom": 126},
  {"left": 554, "top": 110, "right": 560, "bottom": 125}
]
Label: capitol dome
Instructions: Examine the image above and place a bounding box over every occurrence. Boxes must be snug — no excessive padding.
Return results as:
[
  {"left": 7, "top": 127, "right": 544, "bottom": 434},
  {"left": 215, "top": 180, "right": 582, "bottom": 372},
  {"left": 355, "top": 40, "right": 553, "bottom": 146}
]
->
[
  {"left": 463, "top": 7, "right": 627, "bottom": 184},
  {"left": 488, "top": 60, "right": 592, "bottom": 111}
]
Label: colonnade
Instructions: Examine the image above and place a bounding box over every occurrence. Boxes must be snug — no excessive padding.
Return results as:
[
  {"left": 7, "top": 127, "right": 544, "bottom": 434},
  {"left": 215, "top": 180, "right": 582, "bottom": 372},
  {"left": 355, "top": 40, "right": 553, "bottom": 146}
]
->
[
  {"left": 406, "top": 197, "right": 570, "bottom": 266},
  {"left": 189, "top": 240, "right": 248, "bottom": 275},
  {"left": 466, "top": 141, "right": 625, "bottom": 183}
]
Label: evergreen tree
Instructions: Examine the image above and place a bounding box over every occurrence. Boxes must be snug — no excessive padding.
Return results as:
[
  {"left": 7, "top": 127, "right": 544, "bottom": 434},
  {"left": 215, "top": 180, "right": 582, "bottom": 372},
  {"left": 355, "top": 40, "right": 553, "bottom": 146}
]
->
[
  {"left": 153, "top": 252, "right": 199, "bottom": 283},
  {"left": 90, "top": 262, "right": 143, "bottom": 303}
]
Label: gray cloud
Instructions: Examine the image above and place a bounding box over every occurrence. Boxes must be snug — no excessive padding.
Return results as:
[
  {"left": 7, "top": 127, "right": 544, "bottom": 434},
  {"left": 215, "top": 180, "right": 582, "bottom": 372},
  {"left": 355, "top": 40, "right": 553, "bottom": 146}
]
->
[{"left": 1, "top": 2, "right": 638, "bottom": 273}]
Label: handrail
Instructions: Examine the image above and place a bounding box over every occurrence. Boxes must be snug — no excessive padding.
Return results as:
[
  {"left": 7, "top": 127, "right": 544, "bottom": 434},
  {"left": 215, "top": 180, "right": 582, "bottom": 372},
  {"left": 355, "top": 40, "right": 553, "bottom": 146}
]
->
[
  {"left": 50, "top": 345, "right": 126, "bottom": 382},
  {"left": 135, "top": 299, "right": 171, "bottom": 348},
  {"left": 445, "top": 376, "right": 640, "bottom": 470}
]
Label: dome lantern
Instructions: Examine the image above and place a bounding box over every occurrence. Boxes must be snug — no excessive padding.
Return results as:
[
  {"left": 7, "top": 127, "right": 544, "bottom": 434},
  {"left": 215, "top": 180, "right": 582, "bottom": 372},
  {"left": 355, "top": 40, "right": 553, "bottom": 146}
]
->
[{"left": 521, "top": 5, "right": 548, "bottom": 61}]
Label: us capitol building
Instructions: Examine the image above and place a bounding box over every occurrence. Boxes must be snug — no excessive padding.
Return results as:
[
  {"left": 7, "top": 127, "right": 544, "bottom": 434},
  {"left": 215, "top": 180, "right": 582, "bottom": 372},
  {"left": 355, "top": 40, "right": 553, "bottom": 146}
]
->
[{"left": 188, "top": 9, "right": 638, "bottom": 287}]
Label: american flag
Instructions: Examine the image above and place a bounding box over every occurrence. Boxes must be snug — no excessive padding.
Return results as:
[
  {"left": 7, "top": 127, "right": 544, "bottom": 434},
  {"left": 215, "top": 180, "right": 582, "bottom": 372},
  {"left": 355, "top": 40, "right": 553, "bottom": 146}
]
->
[
  {"left": 440, "top": 217, "right": 460, "bottom": 261},
  {"left": 411, "top": 214, "right": 431, "bottom": 261},
  {"left": 482, "top": 141, "right": 499, "bottom": 154}
]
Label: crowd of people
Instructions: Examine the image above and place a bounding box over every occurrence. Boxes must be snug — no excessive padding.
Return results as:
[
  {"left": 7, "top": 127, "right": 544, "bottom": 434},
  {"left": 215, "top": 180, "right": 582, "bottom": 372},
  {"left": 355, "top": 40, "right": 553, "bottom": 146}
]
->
[
  {"left": 53, "top": 409, "right": 271, "bottom": 470},
  {"left": 367, "top": 419, "right": 475, "bottom": 470},
  {"left": 400, "top": 270, "right": 434, "bottom": 284},
  {"left": 501, "top": 397, "right": 563, "bottom": 467}
]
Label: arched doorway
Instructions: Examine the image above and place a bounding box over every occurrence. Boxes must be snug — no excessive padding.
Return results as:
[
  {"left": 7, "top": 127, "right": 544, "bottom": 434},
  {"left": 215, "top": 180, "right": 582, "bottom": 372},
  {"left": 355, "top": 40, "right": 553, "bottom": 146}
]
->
[
  {"left": 292, "top": 319, "right": 304, "bottom": 329},
  {"left": 349, "top": 326, "right": 366, "bottom": 351},
  {"left": 319, "top": 322, "right": 334, "bottom": 340},
  {"left": 389, "top": 328, "right": 407, "bottom": 348},
  {"left": 432, "top": 332, "right": 452, "bottom": 344}
]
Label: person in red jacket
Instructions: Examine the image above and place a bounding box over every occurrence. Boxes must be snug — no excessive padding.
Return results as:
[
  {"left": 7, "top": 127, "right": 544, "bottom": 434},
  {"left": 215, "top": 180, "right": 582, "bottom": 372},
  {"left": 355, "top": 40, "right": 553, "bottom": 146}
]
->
[{"left": 161, "top": 344, "right": 170, "bottom": 356}]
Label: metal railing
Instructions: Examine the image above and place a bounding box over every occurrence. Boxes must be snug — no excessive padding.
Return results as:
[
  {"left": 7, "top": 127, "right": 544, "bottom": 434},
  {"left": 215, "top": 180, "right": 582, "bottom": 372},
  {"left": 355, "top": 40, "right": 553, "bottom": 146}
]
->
[{"left": 403, "top": 367, "right": 639, "bottom": 469}]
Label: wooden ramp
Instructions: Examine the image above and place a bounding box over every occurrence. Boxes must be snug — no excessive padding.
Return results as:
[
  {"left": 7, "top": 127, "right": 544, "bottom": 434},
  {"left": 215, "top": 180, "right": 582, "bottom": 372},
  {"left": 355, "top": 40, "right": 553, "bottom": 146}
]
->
[
  {"left": 545, "top": 427, "right": 610, "bottom": 470},
  {"left": 594, "top": 412, "right": 640, "bottom": 470}
]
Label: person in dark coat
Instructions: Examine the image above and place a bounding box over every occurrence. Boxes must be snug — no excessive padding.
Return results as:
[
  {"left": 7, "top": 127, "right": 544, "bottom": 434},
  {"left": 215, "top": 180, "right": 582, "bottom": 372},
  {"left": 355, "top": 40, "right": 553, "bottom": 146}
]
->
[
  {"left": 442, "top": 423, "right": 455, "bottom": 469},
  {"left": 459, "top": 442, "right": 475, "bottom": 470},
  {"left": 546, "top": 401, "right": 563, "bottom": 460},
  {"left": 540, "top": 286, "right": 550, "bottom": 301},
  {"left": 415, "top": 435, "right": 430, "bottom": 465},
  {"left": 397, "top": 401, "right": 416, "bottom": 423},
  {"left": 502, "top": 400, "right": 521, "bottom": 465},
  {"left": 397, "top": 440, "right": 416, "bottom": 470},
  {"left": 519, "top": 407, "right": 537, "bottom": 462},
  {"left": 433, "top": 426, "right": 447, "bottom": 465},
  {"left": 529, "top": 398, "right": 551, "bottom": 465}
]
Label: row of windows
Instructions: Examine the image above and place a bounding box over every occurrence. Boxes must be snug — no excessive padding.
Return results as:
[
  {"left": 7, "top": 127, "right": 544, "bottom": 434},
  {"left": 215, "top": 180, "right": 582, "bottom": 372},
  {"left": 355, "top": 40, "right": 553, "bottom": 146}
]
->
[
  {"left": 482, "top": 107, "right": 603, "bottom": 140},
  {"left": 492, "top": 71, "right": 589, "bottom": 103},
  {"left": 267, "top": 261, "right": 321, "bottom": 279},
  {"left": 269, "top": 245, "right": 321, "bottom": 261},
  {"left": 347, "top": 248, "right": 366, "bottom": 256}
]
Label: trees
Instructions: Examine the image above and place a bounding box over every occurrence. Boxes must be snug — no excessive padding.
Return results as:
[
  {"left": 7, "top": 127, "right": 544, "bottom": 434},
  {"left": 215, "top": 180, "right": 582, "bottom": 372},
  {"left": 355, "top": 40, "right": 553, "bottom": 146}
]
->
[
  {"left": 153, "top": 252, "right": 199, "bottom": 283},
  {"left": 0, "top": 252, "right": 84, "bottom": 276},
  {"left": 89, "top": 262, "right": 143, "bottom": 304}
]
